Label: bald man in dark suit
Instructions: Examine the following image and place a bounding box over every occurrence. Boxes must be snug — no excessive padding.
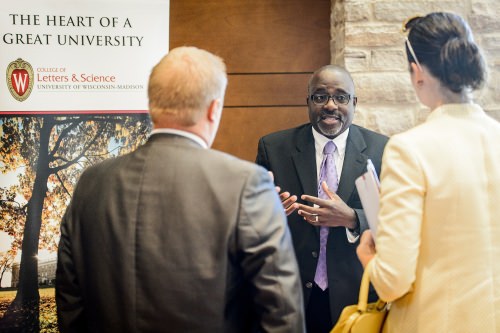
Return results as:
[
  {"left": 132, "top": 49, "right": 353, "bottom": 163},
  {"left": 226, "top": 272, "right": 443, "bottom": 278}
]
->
[{"left": 256, "top": 65, "right": 388, "bottom": 333}]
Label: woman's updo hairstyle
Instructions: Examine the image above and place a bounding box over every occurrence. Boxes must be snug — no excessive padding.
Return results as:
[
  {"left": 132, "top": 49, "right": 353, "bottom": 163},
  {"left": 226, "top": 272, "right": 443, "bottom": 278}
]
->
[{"left": 405, "top": 12, "right": 487, "bottom": 93}]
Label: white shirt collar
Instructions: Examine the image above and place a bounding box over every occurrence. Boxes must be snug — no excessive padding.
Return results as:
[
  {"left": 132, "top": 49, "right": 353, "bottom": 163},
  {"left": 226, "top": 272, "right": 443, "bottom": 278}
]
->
[
  {"left": 312, "top": 126, "right": 349, "bottom": 158},
  {"left": 150, "top": 128, "right": 208, "bottom": 149}
]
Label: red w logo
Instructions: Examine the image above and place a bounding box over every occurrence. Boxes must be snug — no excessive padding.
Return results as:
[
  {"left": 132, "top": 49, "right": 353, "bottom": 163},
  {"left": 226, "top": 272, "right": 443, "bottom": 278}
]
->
[
  {"left": 7, "top": 58, "right": 34, "bottom": 102},
  {"left": 11, "top": 69, "right": 30, "bottom": 96}
]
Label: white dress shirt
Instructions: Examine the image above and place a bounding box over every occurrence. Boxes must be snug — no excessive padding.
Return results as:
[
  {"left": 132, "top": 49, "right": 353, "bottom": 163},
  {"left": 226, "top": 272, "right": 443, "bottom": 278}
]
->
[{"left": 311, "top": 127, "right": 358, "bottom": 242}]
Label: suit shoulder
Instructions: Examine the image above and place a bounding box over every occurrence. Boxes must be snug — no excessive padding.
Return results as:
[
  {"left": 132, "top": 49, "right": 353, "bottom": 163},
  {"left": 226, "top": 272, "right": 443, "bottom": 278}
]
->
[
  {"left": 77, "top": 149, "right": 139, "bottom": 187},
  {"left": 82, "top": 150, "right": 132, "bottom": 173},
  {"left": 79, "top": 155, "right": 117, "bottom": 179},
  {"left": 205, "top": 148, "right": 267, "bottom": 174}
]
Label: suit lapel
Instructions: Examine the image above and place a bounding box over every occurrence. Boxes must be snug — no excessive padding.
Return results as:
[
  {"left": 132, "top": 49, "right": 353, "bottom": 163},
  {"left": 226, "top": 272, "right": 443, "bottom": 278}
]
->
[
  {"left": 290, "top": 125, "right": 320, "bottom": 237},
  {"left": 337, "top": 125, "right": 368, "bottom": 202},
  {"left": 291, "top": 125, "right": 317, "bottom": 198}
]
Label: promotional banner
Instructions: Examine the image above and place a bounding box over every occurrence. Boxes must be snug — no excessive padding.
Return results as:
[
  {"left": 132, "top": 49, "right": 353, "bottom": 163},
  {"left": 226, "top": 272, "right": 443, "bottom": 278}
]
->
[
  {"left": 1, "top": 0, "right": 169, "bottom": 114},
  {"left": 0, "top": 1, "right": 169, "bottom": 331}
]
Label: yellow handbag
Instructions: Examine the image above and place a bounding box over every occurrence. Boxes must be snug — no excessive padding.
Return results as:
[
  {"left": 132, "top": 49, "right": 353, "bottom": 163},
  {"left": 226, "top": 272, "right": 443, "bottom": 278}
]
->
[{"left": 330, "top": 260, "right": 389, "bottom": 333}]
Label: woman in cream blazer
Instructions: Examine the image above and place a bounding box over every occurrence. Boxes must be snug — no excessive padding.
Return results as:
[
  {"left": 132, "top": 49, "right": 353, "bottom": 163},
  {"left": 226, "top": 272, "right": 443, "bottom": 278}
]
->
[{"left": 357, "top": 12, "right": 500, "bottom": 332}]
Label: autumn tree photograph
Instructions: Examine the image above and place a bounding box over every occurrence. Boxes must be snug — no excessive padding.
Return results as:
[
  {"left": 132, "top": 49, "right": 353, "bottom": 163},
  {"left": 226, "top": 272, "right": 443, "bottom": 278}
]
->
[{"left": 0, "top": 114, "right": 151, "bottom": 332}]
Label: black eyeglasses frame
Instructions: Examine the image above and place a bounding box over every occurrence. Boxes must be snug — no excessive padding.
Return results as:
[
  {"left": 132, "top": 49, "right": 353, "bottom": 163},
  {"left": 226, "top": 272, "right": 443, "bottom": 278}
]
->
[{"left": 307, "top": 93, "right": 354, "bottom": 106}]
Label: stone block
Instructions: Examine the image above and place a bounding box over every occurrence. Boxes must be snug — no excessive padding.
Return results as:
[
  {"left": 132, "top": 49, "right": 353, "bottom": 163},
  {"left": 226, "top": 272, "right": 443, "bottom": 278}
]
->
[
  {"left": 471, "top": 0, "right": 500, "bottom": 17},
  {"left": 351, "top": 72, "right": 417, "bottom": 104},
  {"left": 346, "top": 24, "right": 401, "bottom": 47},
  {"left": 479, "top": 34, "right": 500, "bottom": 51},
  {"left": 371, "top": 49, "right": 407, "bottom": 71},
  {"left": 469, "top": 14, "right": 500, "bottom": 33},
  {"left": 354, "top": 104, "right": 423, "bottom": 136},
  {"left": 374, "top": 2, "right": 434, "bottom": 22},
  {"left": 346, "top": 1, "right": 372, "bottom": 22},
  {"left": 345, "top": 49, "right": 370, "bottom": 72}
]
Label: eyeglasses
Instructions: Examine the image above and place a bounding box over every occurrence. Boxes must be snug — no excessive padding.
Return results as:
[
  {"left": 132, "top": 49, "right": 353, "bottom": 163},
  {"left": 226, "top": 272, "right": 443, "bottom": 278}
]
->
[
  {"left": 308, "top": 93, "right": 353, "bottom": 106},
  {"left": 402, "top": 15, "right": 423, "bottom": 72}
]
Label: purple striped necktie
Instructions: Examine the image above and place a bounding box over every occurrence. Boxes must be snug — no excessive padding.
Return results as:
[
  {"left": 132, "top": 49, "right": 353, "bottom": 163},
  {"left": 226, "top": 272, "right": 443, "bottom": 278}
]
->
[{"left": 314, "top": 140, "right": 338, "bottom": 290}]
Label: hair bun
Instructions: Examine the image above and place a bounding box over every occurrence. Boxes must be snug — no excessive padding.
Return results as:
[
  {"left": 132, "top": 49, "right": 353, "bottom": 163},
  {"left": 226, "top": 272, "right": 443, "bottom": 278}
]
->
[{"left": 440, "top": 35, "right": 486, "bottom": 92}]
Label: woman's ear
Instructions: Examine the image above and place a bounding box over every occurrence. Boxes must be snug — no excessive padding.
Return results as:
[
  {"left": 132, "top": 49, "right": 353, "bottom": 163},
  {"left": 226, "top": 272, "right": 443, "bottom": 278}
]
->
[
  {"left": 411, "top": 62, "right": 422, "bottom": 78},
  {"left": 410, "top": 62, "right": 425, "bottom": 86}
]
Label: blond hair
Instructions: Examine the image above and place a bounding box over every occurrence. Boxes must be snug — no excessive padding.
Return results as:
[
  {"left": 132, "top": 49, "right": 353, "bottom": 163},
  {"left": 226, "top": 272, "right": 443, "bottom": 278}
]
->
[{"left": 148, "top": 46, "right": 227, "bottom": 126}]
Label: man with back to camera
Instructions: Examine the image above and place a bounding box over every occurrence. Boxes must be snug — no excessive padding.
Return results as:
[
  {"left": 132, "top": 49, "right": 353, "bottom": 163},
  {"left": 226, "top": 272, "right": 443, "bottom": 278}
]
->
[
  {"left": 56, "top": 46, "right": 305, "bottom": 333},
  {"left": 256, "top": 65, "right": 388, "bottom": 333}
]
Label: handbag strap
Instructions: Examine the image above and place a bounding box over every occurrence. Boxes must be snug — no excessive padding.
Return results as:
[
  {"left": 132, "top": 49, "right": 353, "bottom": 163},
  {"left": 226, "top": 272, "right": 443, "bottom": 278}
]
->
[{"left": 357, "top": 260, "right": 374, "bottom": 312}]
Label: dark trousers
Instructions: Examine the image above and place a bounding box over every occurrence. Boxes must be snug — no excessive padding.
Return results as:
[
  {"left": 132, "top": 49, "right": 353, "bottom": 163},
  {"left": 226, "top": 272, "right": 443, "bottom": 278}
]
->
[{"left": 306, "top": 284, "right": 332, "bottom": 333}]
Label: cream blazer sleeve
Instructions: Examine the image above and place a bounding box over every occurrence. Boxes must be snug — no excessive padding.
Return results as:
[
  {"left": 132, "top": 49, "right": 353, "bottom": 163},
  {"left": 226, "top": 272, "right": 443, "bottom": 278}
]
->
[{"left": 369, "top": 134, "right": 424, "bottom": 302}]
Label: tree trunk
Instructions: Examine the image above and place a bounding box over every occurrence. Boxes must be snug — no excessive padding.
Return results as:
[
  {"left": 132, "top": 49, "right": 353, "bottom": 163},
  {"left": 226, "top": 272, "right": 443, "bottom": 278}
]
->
[{"left": 0, "top": 116, "right": 54, "bottom": 332}]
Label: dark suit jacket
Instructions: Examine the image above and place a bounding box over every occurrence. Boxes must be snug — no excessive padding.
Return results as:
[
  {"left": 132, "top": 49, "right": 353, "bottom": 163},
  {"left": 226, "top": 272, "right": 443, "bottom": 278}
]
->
[
  {"left": 56, "top": 133, "right": 305, "bottom": 333},
  {"left": 256, "top": 123, "right": 388, "bottom": 323}
]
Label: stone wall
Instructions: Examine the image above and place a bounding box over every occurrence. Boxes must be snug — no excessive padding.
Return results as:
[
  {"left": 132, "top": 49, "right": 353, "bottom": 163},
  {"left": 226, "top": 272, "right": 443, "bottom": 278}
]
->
[{"left": 332, "top": 0, "right": 500, "bottom": 136}]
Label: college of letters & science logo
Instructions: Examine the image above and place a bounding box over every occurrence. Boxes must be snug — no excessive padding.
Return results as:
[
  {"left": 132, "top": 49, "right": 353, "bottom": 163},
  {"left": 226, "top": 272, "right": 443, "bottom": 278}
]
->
[{"left": 6, "top": 58, "right": 34, "bottom": 102}]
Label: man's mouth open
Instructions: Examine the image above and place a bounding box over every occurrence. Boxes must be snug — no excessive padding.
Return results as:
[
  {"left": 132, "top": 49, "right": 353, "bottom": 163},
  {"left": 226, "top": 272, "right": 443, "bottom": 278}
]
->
[{"left": 320, "top": 114, "right": 341, "bottom": 126}]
